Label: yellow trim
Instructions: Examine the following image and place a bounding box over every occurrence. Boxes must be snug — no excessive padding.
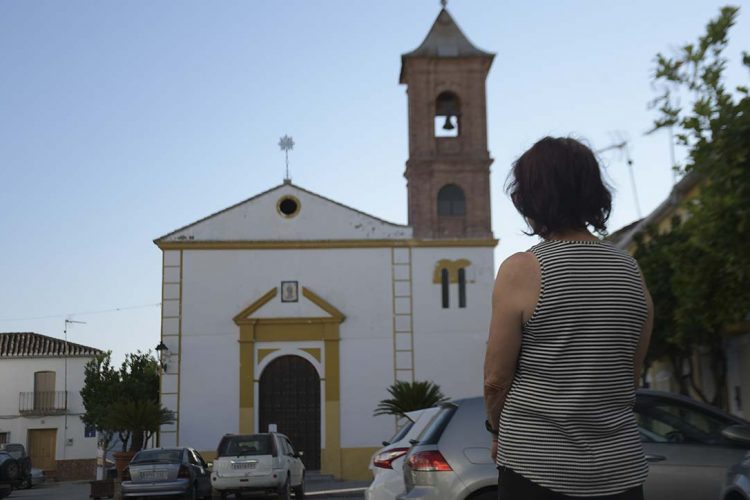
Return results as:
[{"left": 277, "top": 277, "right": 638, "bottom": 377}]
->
[
  {"left": 155, "top": 238, "right": 498, "bottom": 250},
  {"left": 233, "top": 288, "right": 278, "bottom": 324},
  {"left": 256, "top": 348, "right": 279, "bottom": 364},
  {"left": 234, "top": 287, "right": 344, "bottom": 477},
  {"left": 300, "top": 348, "right": 321, "bottom": 362},
  {"left": 276, "top": 194, "right": 302, "bottom": 219},
  {"left": 432, "top": 258, "right": 471, "bottom": 283}
]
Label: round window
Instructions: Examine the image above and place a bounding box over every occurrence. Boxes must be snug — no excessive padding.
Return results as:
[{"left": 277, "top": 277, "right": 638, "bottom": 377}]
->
[{"left": 277, "top": 196, "right": 301, "bottom": 218}]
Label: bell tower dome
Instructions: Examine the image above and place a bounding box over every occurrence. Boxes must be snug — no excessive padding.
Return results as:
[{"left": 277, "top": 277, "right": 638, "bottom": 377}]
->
[{"left": 400, "top": 7, "right": 494, "bottom": 239}]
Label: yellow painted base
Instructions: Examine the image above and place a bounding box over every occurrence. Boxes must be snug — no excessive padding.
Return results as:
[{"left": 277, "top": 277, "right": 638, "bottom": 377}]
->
[{"left": 198, "top": 446, "right": 379, "bottom": 481}]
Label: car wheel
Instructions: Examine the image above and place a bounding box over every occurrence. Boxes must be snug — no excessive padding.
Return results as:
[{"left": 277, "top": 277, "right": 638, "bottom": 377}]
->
[
  {"left": 20, "top": 476, "right": 32, "bottom": 490},
  {"left": 0, "top": 459, "right": 20, "bottom": 481},
  {"left": 183, "top": 483, "right": 197, "bottom": 500},
  {"left": 278, "top": 474, "right": 291, "bottom": 500},
  {"left": 292, "top": 473, "right": 305, "bottom": 498},
  {"left": 467, "top": 489, "right": 497, "bottom": 500}
]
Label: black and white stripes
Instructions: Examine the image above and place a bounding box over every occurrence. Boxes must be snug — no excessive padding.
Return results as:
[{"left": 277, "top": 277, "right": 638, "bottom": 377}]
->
[{"left": 496, "top": 240, "right": 649, "bottom": 497}]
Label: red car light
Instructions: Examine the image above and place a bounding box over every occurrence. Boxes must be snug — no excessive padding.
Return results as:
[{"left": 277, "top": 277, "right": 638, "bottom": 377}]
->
[
  {"left": 178, "top": 465, "right": 191, "bottom": 479},
  {"left": 373, "top": 447, "right": 410, "bottom": 469},
  {"left": 407, "top": 450, "right": 453, "bottom": 472}
]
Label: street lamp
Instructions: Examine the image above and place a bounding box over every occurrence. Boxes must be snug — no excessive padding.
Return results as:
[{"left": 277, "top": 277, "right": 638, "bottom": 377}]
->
[{"left": 155, "top": 341, "right": 169, "bottom": 372}]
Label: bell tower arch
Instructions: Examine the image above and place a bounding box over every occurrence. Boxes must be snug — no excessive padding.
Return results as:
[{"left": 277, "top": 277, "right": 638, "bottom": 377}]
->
[{"left": 400, "top": 7, "right": 495, "bottom": 239}]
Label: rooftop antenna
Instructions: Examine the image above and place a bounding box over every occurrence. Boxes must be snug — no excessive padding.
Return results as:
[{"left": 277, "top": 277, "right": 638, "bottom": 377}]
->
[
  {"left": 63, "top": 318, "right": 86, "bottom": 460},
  {"left": 596, "top": 132, "right": 643, "bottom": 219},
  {"left": 278, "top": 135, "right": 295, "bottom": 183}
]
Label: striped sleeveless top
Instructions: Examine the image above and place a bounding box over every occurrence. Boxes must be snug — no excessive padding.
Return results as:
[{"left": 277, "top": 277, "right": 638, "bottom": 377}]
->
[{"left": 496, "top": 240, "right": 649, "bottom": 496}]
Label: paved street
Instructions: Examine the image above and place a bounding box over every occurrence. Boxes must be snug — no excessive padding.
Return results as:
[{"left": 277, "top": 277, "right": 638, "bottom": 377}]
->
[{"left": 6, "top": 476, "right": 370, "bottom": 500}]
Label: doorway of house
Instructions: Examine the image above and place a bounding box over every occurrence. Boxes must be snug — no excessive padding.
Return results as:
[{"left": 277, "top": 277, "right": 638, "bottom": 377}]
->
[
  {"left": 259, "top": 355, "right": 321, "bottom": 469},
  {"left": 27, "top": 428, "right": 57, "bottom": 473}
]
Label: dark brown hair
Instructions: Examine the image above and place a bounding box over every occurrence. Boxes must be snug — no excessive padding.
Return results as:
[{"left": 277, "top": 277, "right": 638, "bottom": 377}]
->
[{"left": 506, "top": 137, "right": 612, "bottom": 238}]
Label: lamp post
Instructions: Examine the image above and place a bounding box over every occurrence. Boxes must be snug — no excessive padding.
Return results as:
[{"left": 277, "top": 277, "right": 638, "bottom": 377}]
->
[{"left": 155, "top": 341, "right": 169, "bottom": 373}]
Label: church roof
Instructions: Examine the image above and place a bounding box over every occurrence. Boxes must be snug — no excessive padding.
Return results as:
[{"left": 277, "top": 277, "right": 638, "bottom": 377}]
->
[
  {"left": 402, "top": 9, "right": 493, "bottom": 59},
  {"left": 0, "top": 332, "right": 102, "bottom": 359},
  {"left": 154, "top": 181, "right": 413, "bottom": 244}
]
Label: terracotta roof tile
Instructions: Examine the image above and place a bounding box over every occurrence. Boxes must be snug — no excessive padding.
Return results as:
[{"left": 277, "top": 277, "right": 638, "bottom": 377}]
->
[{"left": 0, "top": 332, "right": 102, "bottom": 359}]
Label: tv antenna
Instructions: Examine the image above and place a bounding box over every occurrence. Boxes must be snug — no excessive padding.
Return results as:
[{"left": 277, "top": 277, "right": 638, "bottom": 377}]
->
[{"left": 596, "top": 133, "right": 642, "bottom": 219}]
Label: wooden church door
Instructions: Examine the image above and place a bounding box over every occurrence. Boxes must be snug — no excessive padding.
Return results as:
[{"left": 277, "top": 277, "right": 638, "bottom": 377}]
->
[{"left": 259, "top": 355, "right": 321, "bottom": 470}]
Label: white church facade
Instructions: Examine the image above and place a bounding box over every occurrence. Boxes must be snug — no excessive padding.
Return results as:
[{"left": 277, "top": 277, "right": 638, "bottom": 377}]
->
[{"left": 155, "top": 8, "right": 497, "bottom": 479}]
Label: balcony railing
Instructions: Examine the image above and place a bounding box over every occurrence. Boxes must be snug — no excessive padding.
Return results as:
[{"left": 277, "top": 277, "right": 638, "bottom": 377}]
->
[{"left": 19, "top": 391, "right": 68, "bottom": 416}]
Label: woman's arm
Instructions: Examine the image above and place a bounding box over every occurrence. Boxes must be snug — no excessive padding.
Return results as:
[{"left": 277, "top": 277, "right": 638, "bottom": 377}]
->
[
  {"left": 483, "top": 252, "right": 537, "bottom": 434},
  {"left": 634, "top": 273, "right": 654, "bottom": 388}
]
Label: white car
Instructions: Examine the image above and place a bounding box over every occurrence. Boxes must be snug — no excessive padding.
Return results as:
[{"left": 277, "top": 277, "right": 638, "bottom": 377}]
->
[
  {"left": 211, "top": 433, "right": 305, "bottom": 499},
  {"left": 366, "top": 407, "right": 441, "bottom": 500}
]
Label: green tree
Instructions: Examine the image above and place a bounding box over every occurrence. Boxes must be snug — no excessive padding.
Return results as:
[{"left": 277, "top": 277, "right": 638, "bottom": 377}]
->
[
  {"left": 80, "top": 351, "right": 120, "bottom": 452},
  {"left": 80, "top": 350, "right": 171, "bottom": 451},
  {"left": 374, "top": 380, "right": 449, "bottom": 418},
  {"left": 645, "top": 5, "right": 750, "bottom": 407}
]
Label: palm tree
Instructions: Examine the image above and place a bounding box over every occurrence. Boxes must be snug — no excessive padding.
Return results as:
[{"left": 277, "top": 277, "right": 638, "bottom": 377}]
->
[
  {"left": 373, "top": 380, "right": 449, "bottom": 417},
  {"left": 105, "top": 400, "right": 175, "bottom": 452}
]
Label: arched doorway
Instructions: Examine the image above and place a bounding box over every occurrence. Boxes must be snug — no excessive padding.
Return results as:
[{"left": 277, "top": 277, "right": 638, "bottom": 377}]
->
[{"left": 259, "top": 355, "right": 321, "bottom": 470}]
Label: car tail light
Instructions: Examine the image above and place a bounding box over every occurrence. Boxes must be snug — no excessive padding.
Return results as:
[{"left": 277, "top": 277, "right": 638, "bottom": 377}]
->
[
  {"left": 373, "top": 447, "right": 410, "bottom": 469},
  {"left": 121, "top": 467, "right": 131, "bottom": 481},
  {"left": 178, "top": 465, "right": 191, "bottom": 479},
  {"left": 407, "top": 450, "right": 453, "bottom": 472}
]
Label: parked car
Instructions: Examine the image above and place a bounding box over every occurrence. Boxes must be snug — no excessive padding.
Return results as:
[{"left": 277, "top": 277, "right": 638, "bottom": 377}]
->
[
  {"left": 397, "top": 390, "right": 750, "bottom": 500},
  {"left": 211, "top": 433, "right": 305, "bottom": 499},
  {"left": 121, "top": 447, "right": 212, "bottom": 499},
  {"left": 724, "top": 450, "right": 750, "bottom": 500},
  {"left": 0, "top": 443, "right": 33, "bottom": 490},
  {"left": 366, "top": 407, "right": 441, "bottom": 500}
]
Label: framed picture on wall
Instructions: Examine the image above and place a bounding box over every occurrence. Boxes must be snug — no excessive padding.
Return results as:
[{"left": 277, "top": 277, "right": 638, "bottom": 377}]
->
[{"left": 281, "top": 281, "right": 299, "bottom": 303}]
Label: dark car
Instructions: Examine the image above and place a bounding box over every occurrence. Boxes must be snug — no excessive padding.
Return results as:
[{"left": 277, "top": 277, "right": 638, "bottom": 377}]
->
[
  {"left": 0, "top": 443, "right": 33, "bottom": 490},
  {"left": 121, "top": 447, "right": 212, "bottom": 499}
]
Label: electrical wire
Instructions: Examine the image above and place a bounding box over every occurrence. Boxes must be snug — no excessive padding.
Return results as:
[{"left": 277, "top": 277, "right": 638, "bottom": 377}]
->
[{"left": 0, "top": 303, "right": 161, "bottom": 323}]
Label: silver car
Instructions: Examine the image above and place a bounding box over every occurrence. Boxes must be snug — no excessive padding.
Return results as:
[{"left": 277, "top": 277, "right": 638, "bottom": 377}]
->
[
  {"left": 398, "top": 391, "right": 750, "bottom": 500},
  {"left": 122, "top": 447, "right": 212, "bottom": 499}
]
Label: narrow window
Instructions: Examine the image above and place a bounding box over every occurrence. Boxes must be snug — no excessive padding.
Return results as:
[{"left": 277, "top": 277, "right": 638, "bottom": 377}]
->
[
  {"left": 458, "top": 268, "right": 467, "bottom": 308},
  {"left": 441, "top": 268, "right": 450, "bottom": 308},
  {"left": 437, "top": 184, "right": 466, "bottom": 216},
  {"left": 434, "top": 91, "right": 460, "bottom": 138}
]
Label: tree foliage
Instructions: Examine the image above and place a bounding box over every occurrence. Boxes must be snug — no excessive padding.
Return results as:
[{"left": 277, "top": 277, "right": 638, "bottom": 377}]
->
[
  {"left": 374, "top": 380, "right": 449, "bottom": 418},
  {"left": 640, "top": 5, "right": 750, "bottom": 407},
  {"left": 80, "top": 351, "right": 173, "bottom": 452}
]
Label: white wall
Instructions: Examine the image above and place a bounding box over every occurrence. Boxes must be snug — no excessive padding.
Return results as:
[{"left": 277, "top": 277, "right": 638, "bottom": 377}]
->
[
  {"left": 411, "top": 247, "right": 495, "bottom": 401},
  {"left": 163, "top": 184, "right": 412, "bottom": 242},
  {"left": 175, "top": 247, "right": 397, "bottom": 451},
  {"left": 0, "top": 357, "right": 98, "bottom": 460}
]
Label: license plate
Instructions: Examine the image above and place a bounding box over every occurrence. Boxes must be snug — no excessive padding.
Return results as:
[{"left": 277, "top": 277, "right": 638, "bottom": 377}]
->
[
  {"left": 141, "top": 471, "right": 167, "bottom": 481},
  {"left": 232, "top": 462, "right": 256, "bottom": 470}
]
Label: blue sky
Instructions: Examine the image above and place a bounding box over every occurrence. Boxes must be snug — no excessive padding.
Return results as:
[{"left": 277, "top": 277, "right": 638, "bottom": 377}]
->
[{"left": 1, "top": 0, "right": 748, "bottom": 362}]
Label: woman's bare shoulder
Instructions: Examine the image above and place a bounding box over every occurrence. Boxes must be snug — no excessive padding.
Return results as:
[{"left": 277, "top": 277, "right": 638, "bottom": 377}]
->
[{"left": 496, "top": 251, "right": 538, "bottom": 282}]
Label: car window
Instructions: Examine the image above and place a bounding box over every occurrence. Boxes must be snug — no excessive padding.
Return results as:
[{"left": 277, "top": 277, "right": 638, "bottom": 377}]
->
[
  {"left": 635, "top": 397, "right": 735, "bottom": 445},
  {"left": 284, "top": 438, "right": 296, "bottom": 456},
  {"left": 387, "top": 421, "right": 414, "bottom": 444},
  {"left": 417, "top": 405, "right": 457, "bottom": 445},
  {"left": 132, "top": 449, "right": 183, "bottom": 464},
  {"left": 193, "top": 450, "right": 208, "bottom": 467},
  {"left": 218, "top": 434, "right": 274, "bottom": 457},
  {"left": 187, "top": 449, "right": 199, "bottom": 465}
]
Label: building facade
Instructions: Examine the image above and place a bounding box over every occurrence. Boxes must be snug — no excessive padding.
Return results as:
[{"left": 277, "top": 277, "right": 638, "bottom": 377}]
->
[
  {"left": 155, "top": 8, "right": 497, "bottom": 479},
  {"left": 0, "top": 332, "right": 101, "bottom": 480}
]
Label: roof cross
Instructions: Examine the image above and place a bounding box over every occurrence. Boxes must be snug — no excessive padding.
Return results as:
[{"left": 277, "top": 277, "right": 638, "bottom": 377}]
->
[{"left": 278, "top": 135, "right": 295, "bottom": 182}]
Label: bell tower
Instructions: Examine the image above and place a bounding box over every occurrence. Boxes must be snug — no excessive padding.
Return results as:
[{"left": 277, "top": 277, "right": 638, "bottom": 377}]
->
[{"left": 400, "top": 7, "right": 494, "bottom": 239}]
